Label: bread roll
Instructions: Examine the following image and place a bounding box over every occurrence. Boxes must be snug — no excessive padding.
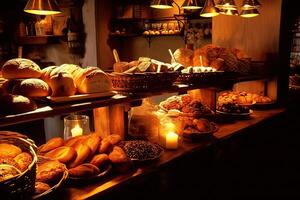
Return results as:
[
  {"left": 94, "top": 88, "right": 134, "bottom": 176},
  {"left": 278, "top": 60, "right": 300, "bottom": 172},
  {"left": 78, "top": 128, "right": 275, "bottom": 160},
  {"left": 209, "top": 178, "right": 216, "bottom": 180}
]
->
[
  {"left": 41, "top": 66, "right": 57, "bottom": 84},
  {"left": 44, "top": 146, "right": 77, "bottom": 164},
  {"left": 98, "top": 138, "right": 113, "bottom": 154},
  {"left": 48, "top": 72, "right": 76, "bottom": 97},
  {"left": 68, "top": 163, "right": 100, "bottom": 178},
  {"left": 35, "top": 182, "right": 51, "bottom": 195},
  {"left": 2, "top": 58, "right": 42, "bottom": 79},
  {"left": 68, "top": 143, "right": 91, "bottom": 168},
  {"left": 38, "top": 137, "right": 64, "bottom": 154},
  {"left": 108, "top": 146, "right": 128, "bottom": 164},
  {"left": 49, "top": 66, "right": 68, "bottom": 77},
  {"left": 64, "top": 135, "right": 87, "bottom": 147},
  {"left": 0, "top": 164, "right": 21, "bottom": 182},
  {"left": 36, "top": 160, "right": 65, "bottom": 183},
  {"left": 12, "top": 78, "right": 50, "bottom": 97},
  {"left": 83, "top": 134, "right": 101, "bottom": 155},
  {"left": 74, "top": 67, "right": 98, "bottom": 88},
  {"left": 78, "top": 69, "right": 112, "bottom": 94},
  {"left": 0, "top": 94, "right": 37, "bottom": 115},
  {"left": 13, "top": 152, "right": 33, "bottom": 172},
  {"left": 90, "top": 154, "right": 109, "bottom": 168},
  {"left": 113, "top": 62, "right": 130, "bottom": 73},
  {"left": 60, "top": 64, "right": 80, "bottom": 75},
  {"left": 173, "top": 48, "right": 193, "bottom": 67},
  {"left": 0, "top": 157, "right": 19, "bottom": 168}
]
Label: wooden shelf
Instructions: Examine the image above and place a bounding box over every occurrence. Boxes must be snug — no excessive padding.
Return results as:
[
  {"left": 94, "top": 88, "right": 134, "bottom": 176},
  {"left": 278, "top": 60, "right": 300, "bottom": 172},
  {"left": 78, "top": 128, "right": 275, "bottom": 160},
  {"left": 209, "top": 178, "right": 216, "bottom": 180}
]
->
[
  {"left": 16, "top": 35, "right": 65, "bottom": 45},
  {"left": 64, "top": 108, "right": 286, "bottom": 200}
]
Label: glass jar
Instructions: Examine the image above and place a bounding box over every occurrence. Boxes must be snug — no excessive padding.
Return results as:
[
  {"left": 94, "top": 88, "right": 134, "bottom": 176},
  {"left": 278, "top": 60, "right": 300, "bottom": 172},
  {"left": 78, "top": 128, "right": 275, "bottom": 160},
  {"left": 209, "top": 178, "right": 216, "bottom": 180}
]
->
[
  {"left": 64, "top": 115, "right": 90, "bottom": 140},
  {"left": 158, "top": 117, "right": 181, "bottom": 150}
]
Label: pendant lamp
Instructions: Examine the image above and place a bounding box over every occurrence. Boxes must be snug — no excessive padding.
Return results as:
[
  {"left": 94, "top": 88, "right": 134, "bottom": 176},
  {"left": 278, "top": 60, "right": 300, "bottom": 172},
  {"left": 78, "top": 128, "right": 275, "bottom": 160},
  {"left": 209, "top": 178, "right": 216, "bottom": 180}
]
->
[
  {"left": 24, "top": 0, "right": 61, "bottom": 15},
  {"left": 200, "top": 0, "right": 220, "bottom": 17}
]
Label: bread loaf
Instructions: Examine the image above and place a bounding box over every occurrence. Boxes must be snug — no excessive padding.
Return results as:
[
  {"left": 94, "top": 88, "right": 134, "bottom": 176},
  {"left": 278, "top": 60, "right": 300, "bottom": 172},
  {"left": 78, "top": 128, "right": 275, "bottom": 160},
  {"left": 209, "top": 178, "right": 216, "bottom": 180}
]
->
[
  {"left": 1, "top": 58, "right": 42, "bottom": 79},
  {"left": 0, "top": 143, "right": 22, "bottom": 158},
  {"left": 12, "top": 78, "right": 50, "bottom": 97},
  {"left": 83, "top": 134, "right": 101, "bottom": 155},
  {"left": 44, "top": 146, "right": 77, "bottom": 164},
  {"left": 78, "top": 69, "right": 112, "bottom": 94},
  {"left": 41, "top": 66, "right": 57, "bottom": 84},
  {"left": 68, "top": 163, "right": 100, "bottom": 178},
  {"left": 35, "top": 182, "right": 51, "bottom": 195},
  {"left": 48, "top": 72, "right": 76, "bottom": 96},
  {"left": 0, "top": 94, "right": 37, "bottom": 114},
  {"left": 36, "top": 160, "right": 65, "bottom": 183},
  {"left": 74, "top": 67, "right": 99, "bottom": 88},
  {"left": 90, "top": 154, "right": 109, "bottom": 168},
  {"left": 113, "top": 62, "right": 130, "bottom": 73},
  {"left": 64, "top": 135, "right": 87, "bottom": 147},
  {"left": 68, "top": 143, "right": 91, "bottom": 168},
  {"left": 173, "top": 48, "right": 193, "bottom": 67},
  {"left": 108, "top": 146, "right": 128, "bottom": 164},
  {"left": 60, "top": 64, "right": 80, "bottom": 75},
  {"left": 38, "top": 137, "right": 64, "bottom": 154},
  {"left": 13, "top": 152, "right": 33, "bottom": 172}
]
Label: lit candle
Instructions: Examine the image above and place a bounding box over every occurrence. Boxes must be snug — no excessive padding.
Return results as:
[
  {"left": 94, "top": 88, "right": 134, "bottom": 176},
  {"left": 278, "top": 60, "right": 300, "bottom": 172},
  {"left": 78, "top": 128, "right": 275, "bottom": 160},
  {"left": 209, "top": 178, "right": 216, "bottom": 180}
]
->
[
  {"left": 71, "top": 124, "right": 83, "bottom": 137},
  {"left": 200, "top": 55, "right": 203, "bottom": 67},
  {"left": 166, "top": 131, "right": 178, "bottom": 150}
]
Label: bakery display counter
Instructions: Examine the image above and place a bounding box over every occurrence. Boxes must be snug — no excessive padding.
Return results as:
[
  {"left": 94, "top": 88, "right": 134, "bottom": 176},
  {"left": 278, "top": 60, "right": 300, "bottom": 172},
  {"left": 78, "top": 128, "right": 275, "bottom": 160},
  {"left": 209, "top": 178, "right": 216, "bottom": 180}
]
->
[{"left": 63, "top": 108, "right": 285, "bottom": 200}]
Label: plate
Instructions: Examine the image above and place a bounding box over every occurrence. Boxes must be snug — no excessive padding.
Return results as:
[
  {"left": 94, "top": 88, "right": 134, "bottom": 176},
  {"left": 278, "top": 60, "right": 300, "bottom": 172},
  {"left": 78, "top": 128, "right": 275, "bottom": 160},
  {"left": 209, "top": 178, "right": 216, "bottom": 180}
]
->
[
  {"left": 216, "top": 109, "right": 253, "bottom": 116},
  {"left": 182, "top": 122, "right": 218, "bottom": 141},
  {"left": 67, "top": 163, "right": 112, "bottom": 184},
  {"left": 37, "top": 91, "right": 117, "bottom": 104}
]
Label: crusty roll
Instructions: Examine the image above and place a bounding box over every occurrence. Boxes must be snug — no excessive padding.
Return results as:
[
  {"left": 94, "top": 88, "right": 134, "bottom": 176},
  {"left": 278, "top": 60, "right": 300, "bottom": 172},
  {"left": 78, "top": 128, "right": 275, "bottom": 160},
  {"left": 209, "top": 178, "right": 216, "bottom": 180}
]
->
[
  {"left": 12, "top": 78, "right": 50, "bottom": 97},
  {"left": 0, "top": 94, "right": 37, "bottom": 115},
  {"left": 48, "top": 72, "right": 76, "bottom": 97},
  {"left": 68, "top": 143, "right": 91, "bottom": 168},
  {"left": 74, "top": 67, "right": 99, "bottom": 88},
  {"left": 64, "top": 135, "right": 87, "bottom": 147},
  {"left": 108, "top": 146, "right": 128, "bottom": 164},
  {"left": 35, "top": 182, "right": 51, "bottom": 195},
  {"left": 90, "top": 154, "right": 110, "bottom": 168},
  {"left": 41, "top": 66, "right": 57, "bottom": 84},
  {"left": 78, "top": 69, "right": 112, "bottom": 94},
  {"left": 36, "top": 160, "right": 65, "bottom": 183},
  {"left": 0, "top": 143, "right": 22, "bottom": 158},
  {"left": 38, "top": 137, "right": 64, "bottom": 154},
  {"left": 83, "top": 134, "right": 101, "bottom": 155},
  {"left": 68, "top": 163, "right": 100, "bottom": 178},
  {"left": 2, "top": 58, "right": 42, "bottom": 79},
  {"left": 13, "top": 152, "right": 33, "bottom": 172},
  {"left": 44, "top": 146, "right": 77, "bottom": 164},
  {"left": 60, "top": 64, "right": 80, "bottom": 76}
]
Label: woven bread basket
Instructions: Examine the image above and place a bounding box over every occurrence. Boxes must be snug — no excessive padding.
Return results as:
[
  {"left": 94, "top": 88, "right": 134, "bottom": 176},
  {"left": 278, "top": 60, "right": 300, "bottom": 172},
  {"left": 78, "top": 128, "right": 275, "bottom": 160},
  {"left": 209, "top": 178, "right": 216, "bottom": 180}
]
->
[{"left": 0, "top": 132, "right": 37, "bottom": 199}]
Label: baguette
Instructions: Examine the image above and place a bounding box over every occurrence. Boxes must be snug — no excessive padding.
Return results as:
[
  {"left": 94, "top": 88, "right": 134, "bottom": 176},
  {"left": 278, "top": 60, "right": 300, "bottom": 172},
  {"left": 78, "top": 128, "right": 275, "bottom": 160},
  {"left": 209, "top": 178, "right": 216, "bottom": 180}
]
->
[
  {"left": 83, "top": 134, "right": 101, "bottom": 155},
  {"left": 38, "top": 137, "right": 64, "bottom": 154},
  {"left": 44, "top": 146, "right": 77, "bottom": 164},
  {"left": 67, "top": 143, "right": 91, "bottom": 168}
]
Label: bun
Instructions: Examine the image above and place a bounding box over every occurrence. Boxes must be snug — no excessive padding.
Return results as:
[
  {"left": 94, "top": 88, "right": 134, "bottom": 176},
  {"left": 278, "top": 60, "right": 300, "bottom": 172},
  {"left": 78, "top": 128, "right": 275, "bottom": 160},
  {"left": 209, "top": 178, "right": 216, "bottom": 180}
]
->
[
  {"left": 98, "top": 138, "right": 113, "bottom": 154},
  {"left": 40, "top": 66, "right": 57, "bottom": 84},
  {"left": 107, "top": 134, "right": 122, "bottom": 145},
  {"left": 44, "top": 146, "right": 77, "bottom": 164},
  {"left": 68, "top": 163, "right": 100, "bottom": 178},
  {"left": 60, "top": 64, "right": 80, "bottom": 75},
  {"left": 108, "top": 146, "right": 128, "bottom": 164},
  {"left": 48, "top": 72, "right": 76, "bottom": 97},
  {"left": 0, "top": 94, "right": 37, "bottom": 114},
  {"left": 13, "top": 152, "right": 33, "bottom": 172},
  {"left": 38, "top": 137, "right": 64, "bottom": 154},
  {"left": 67, "top": 143, "right": 91, "bottom": 168},
  {"left": 12, "top": 78, "right": 50, "bottom": 97},
  {"left": 83, "top": 134, "right": 101, "bottom": 155},
  {"left": 90, "top": 154, "right": 109, "bottom": 168},
  {"left": 0, "top": 164, "right": 21, "bottom": 182},
  {"left": 35, "top": 182, "right": 51, "bottom": 195},
  {"left": 2, "top": 58, "right": 42, "bottom": 79},
  {"left": 77, "top": 68, "right": 112, "bottom": 94},
  {"left": 0, "top": 143, "right": 22, "bottom": 157},
  {"left": 0, "top": 157, "right": 19, "bottom": 168},
  {"left": 36, "top": 160, "right": 65, "bottom": 183}
]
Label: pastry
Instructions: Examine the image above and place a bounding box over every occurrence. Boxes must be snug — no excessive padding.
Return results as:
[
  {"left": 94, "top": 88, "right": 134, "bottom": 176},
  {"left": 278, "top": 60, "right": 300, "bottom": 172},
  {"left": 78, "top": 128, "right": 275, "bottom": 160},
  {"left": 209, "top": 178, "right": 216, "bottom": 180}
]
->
[
  {"left": 44, "top": 146, "right": 77, "bottom": 164},
  {"left": 0, "top": 143, "right": 22, "bottom": 158},
  {"left": 13, "top": 152, "right": 32, "bottom": 172},
  {"left": 38, "top": 137, "right": 64, "bottom": 154},
  {"left": 12, "top": 78, "right": 50, "bottom": 97},
  {"left": 36, "top": 160, "right": 65, "bottom": 183},
  {"left": 1, "top": 58, "right": 42, "bottom": 79},
  {"left": 0, "top": 164, "right": 21, "bottom": 182},
  {"left": 48, "top": 72, "right": 76, "bottom": 97},
  {"left": 90, "top": 154, "right": 110, "bottom": 168},
  {"left": 67, "top": 143, "right": 91, "bottom": 168},
  {"left": 35, "top": 182, "right": 51, "bottom": 195},
  {"left": 0, "top": 94, "right": 37, "bottom": 115},
  {"left": 68, "top": 163, "right": 100, "bottom": 178}
]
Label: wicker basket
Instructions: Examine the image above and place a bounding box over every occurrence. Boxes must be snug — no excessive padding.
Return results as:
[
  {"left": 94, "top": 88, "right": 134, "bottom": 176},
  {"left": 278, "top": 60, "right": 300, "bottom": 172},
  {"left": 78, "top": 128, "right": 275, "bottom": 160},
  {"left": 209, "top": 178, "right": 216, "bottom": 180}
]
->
[
  {"left": 0, "top": 132, "right": 38, "bottom": 199},
  {"left": 108, "top": 72, "right": 178, "bottom": 92},
  {"left": 32, "top": 156, "right": 68, "bottom": 199},
  {"left": 176, "top": 72, "right": 224, "bottom": 85}
]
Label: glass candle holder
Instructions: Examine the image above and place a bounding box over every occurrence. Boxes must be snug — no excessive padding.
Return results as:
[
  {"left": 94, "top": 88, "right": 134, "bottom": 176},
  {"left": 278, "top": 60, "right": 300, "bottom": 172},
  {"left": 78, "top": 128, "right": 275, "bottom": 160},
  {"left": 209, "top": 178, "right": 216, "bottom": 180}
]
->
[
  {"left": 64, "top": 115, "right": 90, "bottom": 140},
  {"left": 159, "top": 117, "right": 180, "bottom": 150}
]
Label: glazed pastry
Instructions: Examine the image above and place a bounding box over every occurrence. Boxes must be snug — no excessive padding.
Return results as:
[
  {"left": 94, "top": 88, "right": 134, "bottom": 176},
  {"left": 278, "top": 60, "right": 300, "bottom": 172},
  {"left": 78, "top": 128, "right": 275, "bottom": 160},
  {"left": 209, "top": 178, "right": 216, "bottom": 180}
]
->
[
  {"left": 35, "top": 182, "right": 51, "bottom": 195},
  {"left": 0, "top": 143, "right": 22, "bottom": 158},
  {"left": 36, "top": 160, "right": 65, "bottom": 183},
  {"left": 14, "top": 152, "right": 33, "bottom": 172}
]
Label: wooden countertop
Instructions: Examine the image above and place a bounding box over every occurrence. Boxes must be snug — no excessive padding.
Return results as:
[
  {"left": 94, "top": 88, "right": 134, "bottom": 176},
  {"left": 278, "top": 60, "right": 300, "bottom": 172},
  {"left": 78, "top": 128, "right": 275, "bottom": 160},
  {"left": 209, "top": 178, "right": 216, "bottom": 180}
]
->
[{"left": 63, "top": 108, "right": 286, "bottom": 200}]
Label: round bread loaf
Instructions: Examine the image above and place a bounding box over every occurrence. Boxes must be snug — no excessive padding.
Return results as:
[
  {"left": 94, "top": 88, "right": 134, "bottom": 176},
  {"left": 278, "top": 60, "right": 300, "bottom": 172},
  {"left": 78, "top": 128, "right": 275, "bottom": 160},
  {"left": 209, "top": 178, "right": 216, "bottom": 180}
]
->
[
  {"left": 41, "top": 66, "right": 57, "bottom": 84},
  {"left": 78, "top": 69, "right": 112, "bottom": 94},
  {"left": 12, "top": 78, "right": 50, "bottom": 97},
  {"left": 2, "top": 58, "right": 42, "bottom": 79},
  {"left": 173, "top": 48, "right": 193, "bottom": 67},
  {"left": 48, "top": 72, "right": 76, "bottom": 97},
  {"left": 74, "top": 67, "right": 99, "bottom": 89},
  {"left": 0, "top": 94, "right": 37, "bottom": 114},
  {"left": 60, "top": 64, "right": 80, "bottom": 75}
]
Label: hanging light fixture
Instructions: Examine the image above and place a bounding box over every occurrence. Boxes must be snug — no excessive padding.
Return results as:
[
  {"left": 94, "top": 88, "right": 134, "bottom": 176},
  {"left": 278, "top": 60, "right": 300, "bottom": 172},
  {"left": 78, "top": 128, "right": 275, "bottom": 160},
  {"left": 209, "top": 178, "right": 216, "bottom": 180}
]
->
[
  {"left": 200, "top": 0, "right": 220, "bottom": 17},
  {"left": 241, "top": 0, "right": 261, "bottom": 10},
  {"left": 215, "top": 0, "right": 237, "bottom": 10},
  {"left": 182, "top": 0, "right": 202, "bottom": 10},
  {"left": 240, "top": 8, "right": 259, "bottom": 18},
  {"left": 150, "top": 0, "right": 173, "bottom": 9},
  {"left": 24, "top": 0, "right": 61, "bottom": 15},
  {"left": 220, "top": 9, "right": 239, "bottom": 16}
]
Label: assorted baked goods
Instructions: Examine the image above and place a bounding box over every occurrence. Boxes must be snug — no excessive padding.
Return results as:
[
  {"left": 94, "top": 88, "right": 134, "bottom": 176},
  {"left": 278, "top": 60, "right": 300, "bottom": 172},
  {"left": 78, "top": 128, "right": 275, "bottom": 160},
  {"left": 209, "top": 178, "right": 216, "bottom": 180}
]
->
[
  {"left": 12, "top": 78, "right": 50, "bottom": 97},
  {"left": 218, "top": 91, "right": 273, "bottom": 105}
]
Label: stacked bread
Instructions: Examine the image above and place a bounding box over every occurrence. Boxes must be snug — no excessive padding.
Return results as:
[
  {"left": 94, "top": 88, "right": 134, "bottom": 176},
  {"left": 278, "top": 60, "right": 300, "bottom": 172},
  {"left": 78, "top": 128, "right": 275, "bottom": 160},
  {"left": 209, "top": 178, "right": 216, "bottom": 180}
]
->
[
  {"left": 38, "top": 133, "right": 132, "bottom": 179},
  {"left": 172, "top": 44, "right": 251, "bottom": 74}
]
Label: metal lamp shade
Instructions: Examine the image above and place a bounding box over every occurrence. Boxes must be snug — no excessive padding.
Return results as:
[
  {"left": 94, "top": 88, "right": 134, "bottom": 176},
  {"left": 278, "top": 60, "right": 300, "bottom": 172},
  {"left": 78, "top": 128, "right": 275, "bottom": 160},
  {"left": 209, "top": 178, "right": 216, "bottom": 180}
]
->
[
  {"left": 215, "top": 0, "right": 237, "bottom": 10},
  {"left": 24, "top": 0, "right": 61, "bottom": 15},
  {"left": 150, "top": 0, "right": 173, "bottom": 9},
  {"left": 220, "top": 9, "right": 239, "bottom": 16},
  {"left": 200, "top": 0, "right": 220, "bottom": 17},
  {"left": 241, "top": 0, "right": 261, "bottom": 10},
  {"left": 182, "top": 0, "right": 202, "bottom": 10},
  {"left": 240, "top": 8, "right": 260, "bottom": 18}
]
